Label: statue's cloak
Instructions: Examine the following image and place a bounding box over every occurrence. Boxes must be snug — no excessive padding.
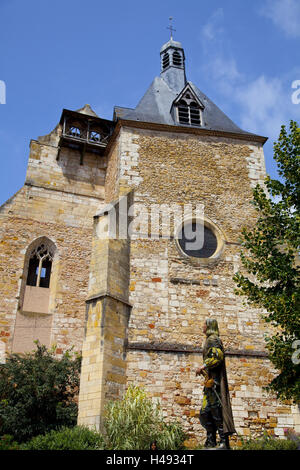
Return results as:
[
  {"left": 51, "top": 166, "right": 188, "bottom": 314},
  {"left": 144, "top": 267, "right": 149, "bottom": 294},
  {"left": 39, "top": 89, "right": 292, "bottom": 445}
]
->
[{"left": 203, "top": 334, "right": 236, "bottom": 435}]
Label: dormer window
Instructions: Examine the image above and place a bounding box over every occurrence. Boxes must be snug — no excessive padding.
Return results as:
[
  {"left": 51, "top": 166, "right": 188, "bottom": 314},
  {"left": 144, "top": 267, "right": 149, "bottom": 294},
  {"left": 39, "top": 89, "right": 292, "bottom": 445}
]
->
[
  {"left": 189, "top": 102, "right": 201, "bottom": 125},
  {"left": 177, "top": 99, "right": 201, "bottom": 126},
  {"left": 174, "top": 87, "right": 204, "bottom": 127},
  {"left": 162, "top": 53, "right": 170, "bottom": 70},
  {"left": 172, "top": 51, "right": 182, "bottom": 67}
]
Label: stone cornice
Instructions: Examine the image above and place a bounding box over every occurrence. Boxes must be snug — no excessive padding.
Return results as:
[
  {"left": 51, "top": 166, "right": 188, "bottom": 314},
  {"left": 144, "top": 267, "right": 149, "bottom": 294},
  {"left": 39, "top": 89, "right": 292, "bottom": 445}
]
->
[
  {"left": 105, "top": 119, "right": 268, "bottom": 157},
  {"left": 86, "top": 291, "right": 132, "bottom": 308},
  {"left": 127, "top": 341, "right": 268, "bottom": 358}
]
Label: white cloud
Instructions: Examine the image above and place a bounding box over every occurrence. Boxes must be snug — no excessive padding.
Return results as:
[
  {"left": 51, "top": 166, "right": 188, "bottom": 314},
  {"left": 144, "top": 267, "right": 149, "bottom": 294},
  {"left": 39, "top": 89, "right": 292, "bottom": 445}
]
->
[
  {"left": 199, "top": 9, "right": 300, "bottom": 141},
  {"left": 260, "top": 0, "right": 300, "bottom": 38},
  {"left": 205, "top": 56, "right": 241, "bottom": 83},
  {"left": 201, "top": 8, "right": 224, "bottom": 42},
  {"left": 235, "top": 76, "right": 286, "bottom": 140}
]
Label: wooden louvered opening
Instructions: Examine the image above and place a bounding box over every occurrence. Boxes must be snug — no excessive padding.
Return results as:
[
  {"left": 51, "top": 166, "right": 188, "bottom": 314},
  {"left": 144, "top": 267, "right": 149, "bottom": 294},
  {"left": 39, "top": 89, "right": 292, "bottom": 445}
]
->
[
  {"left": 178, "top": 100, "right": 189, "bottom": 124},
  {"left": 162, "top": 53, "right": 170, "bottom": 70},
  {"left": 190, "top": 102, "right": 201, "bottom": 125},
  {"left": 178, "top": 99, "right": 201, "bottom": 126},
  {"left": 173, "top": 51, "right": 182, "bottom": 66}
]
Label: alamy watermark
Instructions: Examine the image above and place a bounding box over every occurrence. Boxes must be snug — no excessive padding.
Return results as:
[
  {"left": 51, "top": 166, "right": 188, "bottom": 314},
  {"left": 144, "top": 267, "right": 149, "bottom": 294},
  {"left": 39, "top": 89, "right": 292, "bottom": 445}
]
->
[
  {"left": 95, "top": 196, "right": 206, "bottom": 251},
  {"left": 0, "top": 80, "right": 6, "bottom": 104},
  {"left": 291, "top": 80, "right": 300, "bottom": 104}
]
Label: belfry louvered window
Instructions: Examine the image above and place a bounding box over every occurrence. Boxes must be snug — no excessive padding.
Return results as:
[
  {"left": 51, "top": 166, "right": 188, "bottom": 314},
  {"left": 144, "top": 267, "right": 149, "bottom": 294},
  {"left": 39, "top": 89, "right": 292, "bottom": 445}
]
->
[
  {"left": 172, "top": 51, "right": 182, "bottom": 67},
  {"left": 177, "top": 91, "right": 202, "bottom": 126},
  {"left": 162, "top": 53, "right": 170, "bottom": 70}
]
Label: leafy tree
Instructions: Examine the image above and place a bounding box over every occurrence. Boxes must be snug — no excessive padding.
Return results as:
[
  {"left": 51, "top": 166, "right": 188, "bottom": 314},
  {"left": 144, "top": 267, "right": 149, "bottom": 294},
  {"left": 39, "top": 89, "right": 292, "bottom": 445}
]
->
[
  {"left": 0, "top": 342, "right": 81, "bottom": 442},
  {"left": 233, "top": 120, "right": 300, "bottom": 402}
]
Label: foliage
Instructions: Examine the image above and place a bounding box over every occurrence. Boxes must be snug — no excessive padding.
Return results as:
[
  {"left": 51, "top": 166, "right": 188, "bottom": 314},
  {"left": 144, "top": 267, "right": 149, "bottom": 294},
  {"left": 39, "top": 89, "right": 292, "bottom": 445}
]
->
[
  {"left": 21, "top": 426, "right": 105, "bottom": 450},
  {"left": 0, "top": 341, "right": 81, "bottom": 442},
  {"left": 0, "top": 434, "right": 20, "bottom": 450},
  {"left": 284, "top": 427, "right": 300, "bottom": 448},
  {"left": 103, "top": 385, "right": 186, "bottom": 450},
  {"left": 233, "top": 120, "right": 300, "bottom": 402},
  {"left": 238, "top": 432, "right": 298, "bottom": 450}
]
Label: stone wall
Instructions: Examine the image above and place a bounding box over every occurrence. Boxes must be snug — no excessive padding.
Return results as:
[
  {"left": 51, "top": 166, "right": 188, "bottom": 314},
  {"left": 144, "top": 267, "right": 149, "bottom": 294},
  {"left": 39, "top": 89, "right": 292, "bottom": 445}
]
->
[
  {"left": 0, "top": 134, "right": 105, "bottom": 356},
  {"left": 78, "top": 210, "right": 131, "bottom": 430},
  {"left": 107, "top": 125, "right": 298, "bottom": 442},
  {"left": 126, "top": 350, "right": 294, "bottom": 441},
  {"left": 1, "top": 117, "right": 298, "bottom": 443}
]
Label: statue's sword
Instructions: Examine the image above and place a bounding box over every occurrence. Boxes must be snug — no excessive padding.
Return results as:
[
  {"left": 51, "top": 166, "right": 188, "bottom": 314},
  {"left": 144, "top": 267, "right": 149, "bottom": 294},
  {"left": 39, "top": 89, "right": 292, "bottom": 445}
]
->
[
  {"left": 212, "top": 384, "right": 222, "bottom": 407},
  {"left": 200, "top": 369, "right": 222, "bottom": 407}
]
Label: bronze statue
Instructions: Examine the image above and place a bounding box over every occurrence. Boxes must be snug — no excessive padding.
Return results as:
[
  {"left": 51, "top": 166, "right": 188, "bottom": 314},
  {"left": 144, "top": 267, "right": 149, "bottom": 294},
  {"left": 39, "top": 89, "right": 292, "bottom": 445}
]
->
[{"left": 196, "top": 318, "right": 236, "bottom": 449}]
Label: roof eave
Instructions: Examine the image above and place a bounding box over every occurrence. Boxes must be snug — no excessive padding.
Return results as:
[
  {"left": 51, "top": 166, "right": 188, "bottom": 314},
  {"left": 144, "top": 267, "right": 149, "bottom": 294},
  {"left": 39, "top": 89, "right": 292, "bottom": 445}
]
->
[{"left": 105, "top": 119, "right": 268, "bottom": 156}]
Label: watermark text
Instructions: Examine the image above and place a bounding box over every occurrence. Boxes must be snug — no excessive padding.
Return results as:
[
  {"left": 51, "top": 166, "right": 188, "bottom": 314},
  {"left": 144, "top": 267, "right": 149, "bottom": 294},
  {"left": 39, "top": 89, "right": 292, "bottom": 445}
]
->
[
  {"left": 0, "top": 80, "right": 6, "bottom": 104},
  {"left": 291, "top": 80, "right": 300, "bottom": 104}
]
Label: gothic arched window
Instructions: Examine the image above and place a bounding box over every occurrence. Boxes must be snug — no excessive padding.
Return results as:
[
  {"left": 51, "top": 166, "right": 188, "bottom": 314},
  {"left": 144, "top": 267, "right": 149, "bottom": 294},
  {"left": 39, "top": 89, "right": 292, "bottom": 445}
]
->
[
  {"left": 13, "top": 237, "right": 57, "bottom": 352},
  {"left": 26, "top": 243, "right": 54, "bottom": 289}
]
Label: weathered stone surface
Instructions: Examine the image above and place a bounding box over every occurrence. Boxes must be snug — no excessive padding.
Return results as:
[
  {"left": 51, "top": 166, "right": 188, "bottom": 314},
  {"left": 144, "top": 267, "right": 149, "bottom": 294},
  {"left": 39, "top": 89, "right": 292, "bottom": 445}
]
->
[{"left": 1, "top": 115, "right": 299, "bottom": 443}]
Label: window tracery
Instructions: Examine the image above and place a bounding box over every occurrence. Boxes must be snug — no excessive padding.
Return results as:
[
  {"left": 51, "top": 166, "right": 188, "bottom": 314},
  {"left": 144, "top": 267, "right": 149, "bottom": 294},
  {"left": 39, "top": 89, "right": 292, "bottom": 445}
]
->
[{"left": 26, "top": 243, "right": 54, "bottom": 289}]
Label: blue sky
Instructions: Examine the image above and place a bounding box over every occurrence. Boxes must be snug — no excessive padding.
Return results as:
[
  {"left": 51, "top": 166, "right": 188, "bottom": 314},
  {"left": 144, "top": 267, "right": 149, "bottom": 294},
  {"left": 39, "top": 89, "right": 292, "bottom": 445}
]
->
[{"left": 0, "top": 0, "right": 300, "bottom": 206}]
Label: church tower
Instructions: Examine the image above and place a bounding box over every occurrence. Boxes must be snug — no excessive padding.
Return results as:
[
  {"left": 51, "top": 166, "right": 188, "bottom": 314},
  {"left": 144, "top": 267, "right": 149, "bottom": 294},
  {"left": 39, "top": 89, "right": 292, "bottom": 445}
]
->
[
  {"left": 1, "top": 32, "right": 299, "bottom": 443},
  {"left": 77, "top": 37, "right": 299, "bottom": 439}
]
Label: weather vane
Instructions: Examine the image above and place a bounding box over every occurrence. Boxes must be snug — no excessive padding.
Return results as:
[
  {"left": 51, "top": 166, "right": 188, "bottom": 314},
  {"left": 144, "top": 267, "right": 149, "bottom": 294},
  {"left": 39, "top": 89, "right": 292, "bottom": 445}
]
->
[{"left": 167, "top": 16, "right": 176, "bottom": 40}]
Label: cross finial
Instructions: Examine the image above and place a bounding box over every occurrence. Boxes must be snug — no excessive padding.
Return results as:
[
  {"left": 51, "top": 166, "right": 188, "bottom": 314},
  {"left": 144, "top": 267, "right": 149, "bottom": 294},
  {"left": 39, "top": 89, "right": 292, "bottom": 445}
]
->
[{"left": 167, "top": 16, "right": 176, "bottom": 40}]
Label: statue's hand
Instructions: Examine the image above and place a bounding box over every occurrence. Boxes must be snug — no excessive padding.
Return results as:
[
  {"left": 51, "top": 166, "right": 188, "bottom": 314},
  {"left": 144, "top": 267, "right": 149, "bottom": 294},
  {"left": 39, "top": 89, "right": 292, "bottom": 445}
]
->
[{"left": 195, "top": 365, "right": 206, "bottom": 376}]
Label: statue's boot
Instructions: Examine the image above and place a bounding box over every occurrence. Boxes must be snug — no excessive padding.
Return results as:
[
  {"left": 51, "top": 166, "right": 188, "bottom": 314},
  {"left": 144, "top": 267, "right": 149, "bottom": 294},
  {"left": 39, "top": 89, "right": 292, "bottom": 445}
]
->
[
  {"left": 204, "top": 432, "right": 217, "bottom": 448},
  {"left": 216, "top": 424, "right": 230, "bottom": 449},
  {"left": 200, "top": 409, "right": 217, "bottom": 448},
  {"left": 211, "top": 406, "right": 230, "bottom": 450}
]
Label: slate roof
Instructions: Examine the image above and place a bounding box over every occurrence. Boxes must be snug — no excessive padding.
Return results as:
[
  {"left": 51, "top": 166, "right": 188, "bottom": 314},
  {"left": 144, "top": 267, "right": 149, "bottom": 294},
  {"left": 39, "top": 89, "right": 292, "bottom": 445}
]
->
[
  {"left": 114, "top": 78, "right": 255, "bottom": 137},
  {"left": 113, "top": 40, "right": 265, "bottom": 140}
]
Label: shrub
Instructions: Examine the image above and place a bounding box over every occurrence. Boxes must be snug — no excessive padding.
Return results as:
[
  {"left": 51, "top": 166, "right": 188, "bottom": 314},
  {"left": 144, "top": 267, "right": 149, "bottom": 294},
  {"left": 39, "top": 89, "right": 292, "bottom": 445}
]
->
[
  {"left": 21, "top": 426, "right": 105, "bottom": 450},
  {"left": 284, "top": 427, "right": 300, "bottom": 448},
  {"left": 103, "top": 385, "right": 186, "bottom": 450},
  {"left": 0, "top": 341, "right": 81, "bottom": 442},
  {"left": 239, "top": 433, "right": 298, "bottom": 450},
  {"left": 0, "top": 434, "right": 20, "bottom": 450}
]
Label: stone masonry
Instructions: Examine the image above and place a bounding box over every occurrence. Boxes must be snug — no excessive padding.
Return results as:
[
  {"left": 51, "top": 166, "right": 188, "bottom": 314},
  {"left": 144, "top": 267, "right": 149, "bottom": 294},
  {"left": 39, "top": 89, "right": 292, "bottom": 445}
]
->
[
  {"left": 1, "top": 36, "right": 299, "bottom": 444},
  {"left": 77, "top": 120, "right": 300, "bottom": 441}
]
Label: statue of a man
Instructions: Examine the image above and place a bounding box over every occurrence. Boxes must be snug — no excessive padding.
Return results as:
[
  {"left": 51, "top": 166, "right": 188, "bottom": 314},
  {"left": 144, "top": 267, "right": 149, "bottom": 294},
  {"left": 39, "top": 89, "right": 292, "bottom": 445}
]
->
[{"left": 196, "top": 318, "right": 236, "bottom": 449}]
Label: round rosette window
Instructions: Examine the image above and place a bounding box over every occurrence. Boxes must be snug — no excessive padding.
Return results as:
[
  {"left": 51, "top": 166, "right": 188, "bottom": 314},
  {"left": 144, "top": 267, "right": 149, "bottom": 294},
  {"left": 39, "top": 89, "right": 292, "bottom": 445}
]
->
[{"left": 176, "top": 219, "right": 224, "bottom": 263}]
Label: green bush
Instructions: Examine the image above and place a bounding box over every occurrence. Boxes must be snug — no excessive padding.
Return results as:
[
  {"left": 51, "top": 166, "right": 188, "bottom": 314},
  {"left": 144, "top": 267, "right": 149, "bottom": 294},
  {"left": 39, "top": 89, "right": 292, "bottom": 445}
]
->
[
  {"left": 0, "top": 435, "right": 20, "bottom": 450},
  {"left": 239, "top": 433, "right": 298, "bottom": 450},
  {"left": 0, "top": 342, "right": 81, "bottom": 442},
  {"left": 21, "top": 426, "right": 105, "bottom": 450},
  {"left": 103, "top": 385, "right": 186, "bottom": 450}
]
